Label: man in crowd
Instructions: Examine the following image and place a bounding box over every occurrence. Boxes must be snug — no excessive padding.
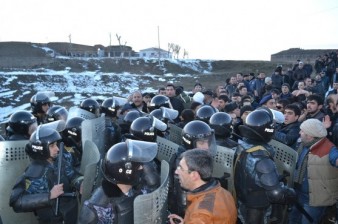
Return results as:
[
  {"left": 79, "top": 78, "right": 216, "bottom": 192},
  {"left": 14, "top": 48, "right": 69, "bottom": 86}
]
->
[
  {"left": 166, "top": 83, "right": 184, "bottom": 116},
  {"left": 305, "top": 94, "right": 325, "bottom": 121},
  {"left": 289, "top": 119, "right": 338, "bottom": 224},
  {"left": 168, "top": 149, "right": 237, "bottom": 224},
  {"left": 273, "top": 104, "right": 301, "bottom": 149}
]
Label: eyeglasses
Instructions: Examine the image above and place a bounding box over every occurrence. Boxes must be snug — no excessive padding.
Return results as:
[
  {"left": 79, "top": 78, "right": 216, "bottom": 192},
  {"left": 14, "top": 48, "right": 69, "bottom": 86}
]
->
[{"left": 176, "top": 165, "right": 192, "bottom": 173}]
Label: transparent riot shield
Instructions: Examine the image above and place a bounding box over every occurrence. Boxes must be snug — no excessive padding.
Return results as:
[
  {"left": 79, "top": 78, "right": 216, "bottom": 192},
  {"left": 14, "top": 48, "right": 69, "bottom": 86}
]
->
[
  {"left": 0, "top": 140, "right": 38, "bottom": 224},
  {"left": 213, "top": 145, "right": 236, "bottom": 193},
  {"left": 167, "top": 123, "right": 183, "bottom": 145},
  {"left": 81, "top": 115, "right": 105, "bottom": 156},
  {"left": 68, "top": 106, "right": 96, "bottom": 120},
  {"left": 79, "top": 140, "right": 101, "bottom": 210},
  {"left": 156, "top": 136, "right": 179, "bottom": 163},
  {"left": 134, "top": 160, "right": 170, "bottom": 224},
  {"left": 268, "top": 139, "right": 298, "bottom": 187}
]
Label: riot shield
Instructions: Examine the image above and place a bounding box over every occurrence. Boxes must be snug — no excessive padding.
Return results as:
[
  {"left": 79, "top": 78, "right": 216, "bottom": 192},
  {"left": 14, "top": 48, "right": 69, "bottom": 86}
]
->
[
  {"left": 268, "top": 139, "right": 298, "bottom": 187},
  {"left": 134, "top": 160, "right": 170, "bottom": 224},
  {"left": 68, "top": 106, "right": 96, "bottom": 120},
  {"left": 156, "top": 136, "right": 179, "bottom": 163},
  {"left": 81, "top": 115, "right": 105, "bottom": 155},
  {"left": 213, "top": 145, "right": 235, "bottom": 193},
  {"left": 0, "top": 140, "right": 38, "bottom": 224},
  {"left": 167, "top": 123, "right": 183, "bottom": 145},
  {"left": 79, "top": 140, "right": 101, "bottom": 210}
]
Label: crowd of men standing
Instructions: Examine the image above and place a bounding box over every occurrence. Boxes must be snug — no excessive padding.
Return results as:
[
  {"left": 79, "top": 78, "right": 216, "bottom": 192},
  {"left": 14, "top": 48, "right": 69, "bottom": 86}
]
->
[{"left": 1, "top": 50, "right": 338, "bottom": 224}]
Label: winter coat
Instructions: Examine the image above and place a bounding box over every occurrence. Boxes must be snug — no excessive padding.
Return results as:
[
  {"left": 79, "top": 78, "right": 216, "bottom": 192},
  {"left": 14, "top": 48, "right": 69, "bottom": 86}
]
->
[{"left": 184, "top": 180, "right": 237, "bottom": 224}]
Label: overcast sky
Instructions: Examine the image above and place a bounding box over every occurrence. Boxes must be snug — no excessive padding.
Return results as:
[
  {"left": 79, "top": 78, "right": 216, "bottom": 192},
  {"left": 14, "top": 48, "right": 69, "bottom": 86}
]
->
[{"left": 1, "top": 0, "right": 337, "bottom": 60}]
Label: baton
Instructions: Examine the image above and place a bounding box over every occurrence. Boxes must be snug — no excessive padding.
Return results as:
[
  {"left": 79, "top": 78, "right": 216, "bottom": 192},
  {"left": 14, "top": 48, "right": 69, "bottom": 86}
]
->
[
  {"left": 54, "top": 142, "right": 64, "bottom": 216},
  {"left": 294, "top": 202, "right": 314, "bottom": 223}
]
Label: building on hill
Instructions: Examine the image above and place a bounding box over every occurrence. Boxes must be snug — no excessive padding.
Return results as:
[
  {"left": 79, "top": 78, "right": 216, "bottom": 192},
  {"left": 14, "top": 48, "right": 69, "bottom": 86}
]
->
[
  {"left": 139, "top": 47, "right": 172, "bottom": 59},
  {"left": 271, "top": 48, "right": 338, "bottom": 63}
]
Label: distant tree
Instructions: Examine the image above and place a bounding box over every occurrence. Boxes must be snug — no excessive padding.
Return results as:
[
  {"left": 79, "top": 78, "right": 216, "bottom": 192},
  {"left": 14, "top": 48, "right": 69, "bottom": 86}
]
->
[{"left": 183, "top": 49, "right": 189, "bottom": 59}]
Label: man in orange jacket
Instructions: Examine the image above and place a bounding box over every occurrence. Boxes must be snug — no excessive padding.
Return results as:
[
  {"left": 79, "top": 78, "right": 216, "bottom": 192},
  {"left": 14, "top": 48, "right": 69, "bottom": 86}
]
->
[{"left": 168, "top": 149, "right": 237, "bottom": 224}]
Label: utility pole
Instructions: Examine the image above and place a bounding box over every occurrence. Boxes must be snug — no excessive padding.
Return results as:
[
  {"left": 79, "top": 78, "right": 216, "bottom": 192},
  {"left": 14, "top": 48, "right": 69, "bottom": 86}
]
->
[
  {"left": 109, "top": 33, "right": 111, "bottom": 57},
  {"left": 68, "top": 34, "right": 72, "bottom": 57},
  {"left": 157, "top": 25, "right": 161, "bottom": 66}
]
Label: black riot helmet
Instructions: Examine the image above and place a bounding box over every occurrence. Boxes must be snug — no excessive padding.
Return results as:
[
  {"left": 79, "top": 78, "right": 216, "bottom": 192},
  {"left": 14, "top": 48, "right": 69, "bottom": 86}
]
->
[
  {"left": 195, "top": 105, "right": 216, "bottom": 124},
  {"left": 148, "top": 95, "right": 170, "bottom": 111},
  {"left": 209, "top": 112, "right": 232, "bottom": 138},
  {"left": 150, "top": 107, "right": 178, "bottom": 124},
  {"left": 101, "top": 139, "right": 157, "bottom": 185},
  {"left": 238, "top": 107, "right": 275, "bottom": 143},
  {"left": 120, "top": 110, "right": 143, "bottom": 135},
  {"left": 123, "top": 110, "right": 142, "bottom": 125},
  {"left": 101, "top": 97, "right": 120, "bottom": 118},
  {"left": 7, "top": 110, "right": 37, "bottom": 136},
  {"left": 130, "top": 116, "right": 167, "bottom": 142},
  {"left": 181, "top": 120, "right": 216, "bottom": 154},
  {"left": 45, "top": 105, "right": 68, "bottom": 123},
  {"left": 80, "top": 98, "right": 100, "bottom": 117},
  {"left": 26, "top": 126, "right": 62, "bottom": 160},
  {"left": 30, "top": 92, "right": 52, "bottom": 114},
  {"left": 62, "top": 117, "right": 85, "bottom": 146}
]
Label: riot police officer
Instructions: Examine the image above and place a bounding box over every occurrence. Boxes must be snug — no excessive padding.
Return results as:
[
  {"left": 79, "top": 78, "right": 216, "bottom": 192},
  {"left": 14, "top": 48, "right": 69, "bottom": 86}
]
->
[
  {"left": 101, "top": 97, "right": 122, "bottom": 152},
  {"left": 80, "top": 98, "right": 101, "bottom": 118},
  {"left": 9, "top": 125, "right": 83, "bottom": 224},
  {"left": 148, "top": 95, "right": 170, "bottom": 112},
  {"left": 234, "top": 108, "right": 296, "bottom": 224},
  {"left": 78, "top": 139, "right": 158, "bottom": 224},
  {"left": 195, "top": 104, "right": 216, "bottom": 124},
  {"left": 30, "top": 92, "right": 52, "bottom": 124},
  {"left": 209, "top": 112, "right": 238, "bottom": 148},
  {"left": 62, "top": 117, "right": 85, "bottom": 169},
  {"left": 119, "top": 110, "right": 143, "bottom": 137},
  {"left": 6, "top": 110, "right": 37, "bottom": 140},
  {"left": 45, "top": 105, "right": 68, "bottom": 123},
  {"left": 169, "top": 120, "right": 216, "bottom": 217}
]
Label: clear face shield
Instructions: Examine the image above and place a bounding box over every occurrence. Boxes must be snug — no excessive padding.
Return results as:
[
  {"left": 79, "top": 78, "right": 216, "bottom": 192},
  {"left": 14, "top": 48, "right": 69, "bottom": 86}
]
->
[
  {"left": 41, "top": 120, "right": 66, "bottom": 133},
  {"left": 126, "top": 139, "right": 158, "bottom": 163},
  {"left": 148, "top": 115, "right": 168, "bottom": 132},
  {"left": 160, "top": 107, "right": 179, "bottom": 123},
  {"left": 193, "top": 130, "right": 217, "bottom": 156}
]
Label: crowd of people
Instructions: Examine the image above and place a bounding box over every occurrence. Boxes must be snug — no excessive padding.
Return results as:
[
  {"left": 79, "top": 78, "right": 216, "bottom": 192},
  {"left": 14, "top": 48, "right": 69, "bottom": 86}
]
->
[{"left": 1, "top": 52, "right": 338, "bottom": 224}]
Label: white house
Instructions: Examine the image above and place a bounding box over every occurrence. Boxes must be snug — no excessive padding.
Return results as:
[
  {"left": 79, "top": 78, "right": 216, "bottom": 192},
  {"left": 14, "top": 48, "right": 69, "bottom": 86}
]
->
[{"left": 139, "top": 47, "right": 172, "bottom": 59}]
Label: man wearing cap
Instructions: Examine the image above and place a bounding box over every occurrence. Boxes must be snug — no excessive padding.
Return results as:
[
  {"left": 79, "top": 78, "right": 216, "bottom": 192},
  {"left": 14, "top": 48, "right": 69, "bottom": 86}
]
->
[
  {"left": 259, "top": 94, "right": 276, "bottom": 110},
  {"left": 202, "top": 89, "right": 215, "bottom": 105},
  {"left": 292, "top": 61, "right": 308, "bottom": 82},
  {"left": 288, "top": 119, "right": 338, "bottom": 224}
]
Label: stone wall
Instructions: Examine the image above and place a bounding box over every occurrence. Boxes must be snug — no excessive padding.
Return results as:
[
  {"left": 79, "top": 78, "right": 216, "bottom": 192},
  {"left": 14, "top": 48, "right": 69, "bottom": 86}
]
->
[{"left": 0, "top": 57, "right": 54, "bottom": 68}]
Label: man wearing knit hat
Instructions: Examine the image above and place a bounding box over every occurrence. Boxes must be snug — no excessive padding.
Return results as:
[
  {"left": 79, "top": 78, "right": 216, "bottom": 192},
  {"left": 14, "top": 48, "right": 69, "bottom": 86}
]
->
[{"left": 288, "top": 119, "right": 338, "bottom": 224}]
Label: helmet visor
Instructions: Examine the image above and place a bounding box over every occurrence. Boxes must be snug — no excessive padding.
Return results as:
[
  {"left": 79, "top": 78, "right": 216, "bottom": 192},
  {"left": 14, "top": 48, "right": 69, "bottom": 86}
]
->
[
  {"left": 126, "top": 139, "right": 157, "bottom": 163},
  {"left": 161, "top": 107, "right": 179, "bottom": 120},
  {"left": 193, "top": 132, "right": 216, "bottom": 156},
  {"left": 151, "top": 115, "right": 167, "bottom": 132},
  {"left": 41, "top": 120, "right": 66, "bottom": 132}
]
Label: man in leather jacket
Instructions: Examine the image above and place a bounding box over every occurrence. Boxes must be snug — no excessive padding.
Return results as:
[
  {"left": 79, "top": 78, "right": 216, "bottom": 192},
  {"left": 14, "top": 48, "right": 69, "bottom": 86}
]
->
[{"left": 168, "top": 149, "right": 237, "bottom": 224}]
